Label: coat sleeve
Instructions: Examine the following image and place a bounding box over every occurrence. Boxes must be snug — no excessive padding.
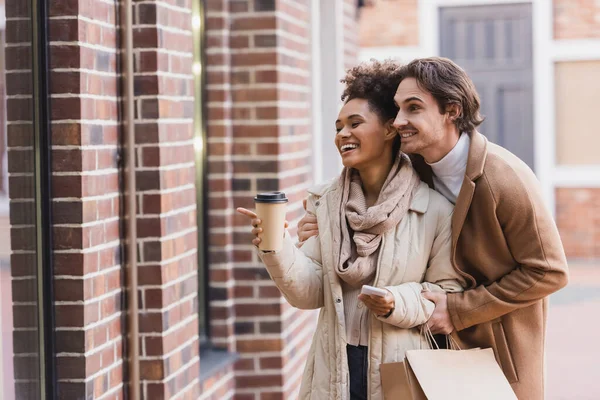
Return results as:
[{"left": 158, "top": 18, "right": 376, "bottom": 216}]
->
[
  {"left": 447, "top": 167, "right": 569, "bottom": 331},
  {"left": 259, "top": 232, "right": 324, "bottom": 310},
  {"left": 379, "top": 213, "right": 465, "bottom": 328}
]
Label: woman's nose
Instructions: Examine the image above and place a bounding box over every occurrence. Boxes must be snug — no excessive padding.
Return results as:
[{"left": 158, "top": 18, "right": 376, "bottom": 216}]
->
[{"left": 337, "top": 127, "right": 351, "bottom": 137}]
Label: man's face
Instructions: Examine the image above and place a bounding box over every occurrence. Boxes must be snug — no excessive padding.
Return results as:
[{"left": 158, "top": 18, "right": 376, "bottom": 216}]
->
[{"left": 392, "top": 78, "right": 453, "bottom": 163}]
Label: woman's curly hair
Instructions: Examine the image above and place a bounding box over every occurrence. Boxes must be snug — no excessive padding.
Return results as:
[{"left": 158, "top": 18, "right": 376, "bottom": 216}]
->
[{"left": 340, "top": 59, "right": 403, "bottom": 123}]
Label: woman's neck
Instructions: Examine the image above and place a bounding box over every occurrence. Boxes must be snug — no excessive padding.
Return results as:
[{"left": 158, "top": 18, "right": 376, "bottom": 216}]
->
[{"left": 357, "top": 151, "right": 395, "bottom": 207}]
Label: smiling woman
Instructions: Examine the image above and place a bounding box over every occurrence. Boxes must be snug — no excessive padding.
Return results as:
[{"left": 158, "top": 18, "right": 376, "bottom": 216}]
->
[
  {"left": 334, "top": 61, "right": 404, "bottom": 200},
  {"left": 236, "top": 59, "right": 466, "bottom": 400},
  {"left": 335, "top": 98, "right": 397, "bottom": 180}
]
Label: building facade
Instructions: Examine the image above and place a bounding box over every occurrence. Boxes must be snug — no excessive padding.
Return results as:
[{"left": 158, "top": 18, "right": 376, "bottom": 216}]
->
[
  {"left": 359, "top": 0, "right": 600, "bottom": 260},
  {"left": 1, "top": 0, "right": 357, "bottom": 399},
  {"left": 3, "top": 1, "right": 595, "bottom": 399}
]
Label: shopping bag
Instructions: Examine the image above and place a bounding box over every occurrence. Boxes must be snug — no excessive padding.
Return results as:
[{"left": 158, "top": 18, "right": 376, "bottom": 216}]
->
[
  {"left": 380, "top": 358, "right": 426, "bottom": 400},
  {"left": 380, "top": 328, "right": 517, "bottom": 399}
]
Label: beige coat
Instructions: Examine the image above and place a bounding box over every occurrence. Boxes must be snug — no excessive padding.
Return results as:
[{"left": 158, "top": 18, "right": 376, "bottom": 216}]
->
[
  {"left": 412, "top": 131, "right": 569, "bottom": 400},
  {"left": 259, "top": 180, "right": 465, "bottom": 400}
]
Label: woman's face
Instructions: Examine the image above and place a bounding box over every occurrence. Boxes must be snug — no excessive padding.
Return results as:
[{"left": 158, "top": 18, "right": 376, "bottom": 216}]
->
[{"left": 335, "top": 98, "right": 396, "bottom": 170}]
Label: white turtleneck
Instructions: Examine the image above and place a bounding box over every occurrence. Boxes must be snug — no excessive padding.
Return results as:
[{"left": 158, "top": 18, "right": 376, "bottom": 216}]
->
[{"left": 427, "top": 133, "right": 470, "bottom": 205}]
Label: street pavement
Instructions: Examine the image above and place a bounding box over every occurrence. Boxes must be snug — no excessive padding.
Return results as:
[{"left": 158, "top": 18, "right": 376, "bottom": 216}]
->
[{"left": 546, "top": 262, "right": 600, "bottom": 399}]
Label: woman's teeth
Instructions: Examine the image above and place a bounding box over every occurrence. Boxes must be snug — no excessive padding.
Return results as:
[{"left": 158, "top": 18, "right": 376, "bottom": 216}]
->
[{"left": 341, "top": 144, "right": 359, "bottom": 152}]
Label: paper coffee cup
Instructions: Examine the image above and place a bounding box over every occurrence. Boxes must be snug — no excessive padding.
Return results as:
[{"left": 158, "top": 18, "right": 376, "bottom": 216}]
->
[{"left": 254, "top": 192, "right": 288, "bottom": 251}]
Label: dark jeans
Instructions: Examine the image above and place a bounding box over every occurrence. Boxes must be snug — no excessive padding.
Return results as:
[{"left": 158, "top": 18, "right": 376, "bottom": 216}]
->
[{"left": 347, "top": 344, "right": 368, "bottom": 400}]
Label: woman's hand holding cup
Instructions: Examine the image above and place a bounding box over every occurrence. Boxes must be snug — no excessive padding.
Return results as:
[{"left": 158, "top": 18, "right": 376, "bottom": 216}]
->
[{"left": 236, "top": 207, "right": 289, "bottom": 248}]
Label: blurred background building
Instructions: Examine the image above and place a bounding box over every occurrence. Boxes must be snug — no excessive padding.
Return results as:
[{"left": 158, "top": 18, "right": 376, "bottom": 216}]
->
[
  {"left": 359, "top": 0, "right": 600, "bottom": 261},
  {"left": 0, "top": 0, "right": 597, "bottom": 399}
]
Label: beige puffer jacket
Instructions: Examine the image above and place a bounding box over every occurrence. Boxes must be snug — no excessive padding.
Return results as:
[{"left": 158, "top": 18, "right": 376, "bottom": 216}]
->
[{"left": 259, "top": 180, "right": 465, "bottom": 400}]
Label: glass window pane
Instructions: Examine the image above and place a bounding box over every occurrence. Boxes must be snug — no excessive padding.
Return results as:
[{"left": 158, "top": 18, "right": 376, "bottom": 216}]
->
[{"left": 2, "top": 1, "right": 47, "bottom": 398}]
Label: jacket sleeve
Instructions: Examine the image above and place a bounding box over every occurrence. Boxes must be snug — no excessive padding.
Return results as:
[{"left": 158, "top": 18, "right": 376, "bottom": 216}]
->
[
  {"left": 448, "top": 168, "right": 569, "bottom": 331},
  {"left": 258, "top": 232, "right": 324, "bottom": 310},
  {"left": 379, "top": 213, "right": 465, "bottom": 328}
]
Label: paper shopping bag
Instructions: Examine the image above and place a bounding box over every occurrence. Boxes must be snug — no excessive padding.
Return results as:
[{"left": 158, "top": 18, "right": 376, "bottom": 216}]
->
[
  {"left": 381, "top": 347, "right": 517, "bottom": 400},
  {"left": 380, "top": 359, "right": 426, "bottom": 400}
]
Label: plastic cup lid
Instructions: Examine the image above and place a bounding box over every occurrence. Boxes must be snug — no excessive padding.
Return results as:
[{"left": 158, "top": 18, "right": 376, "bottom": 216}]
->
[{"left": 254, "top": 192, "right": 288, "bottom": 204}]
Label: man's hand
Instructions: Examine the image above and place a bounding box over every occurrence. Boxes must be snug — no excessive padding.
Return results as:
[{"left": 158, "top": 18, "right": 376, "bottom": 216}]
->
[
  {"left": 297, "top": 198, "right": 319, "bottom": 243},
  {"left": 422, "top": 291, "right": 455, "bottom": 335},
  {"left": 358, "top": 290, "right": 395, "bottom": 318}
]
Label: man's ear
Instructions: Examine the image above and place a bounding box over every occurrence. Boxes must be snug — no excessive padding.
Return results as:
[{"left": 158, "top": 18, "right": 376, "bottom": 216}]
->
[{"left": 445, "top": 103, "right": 462, "bottom": 122}]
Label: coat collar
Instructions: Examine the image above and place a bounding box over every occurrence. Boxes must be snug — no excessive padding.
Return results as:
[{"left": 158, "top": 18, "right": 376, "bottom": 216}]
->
[
  {"left": 410, "top": 130, "right": 488, "bottom": 185},
  {"left": 464, "top": 130, "right": 487, "bottom": 181},
  {"left": 450, "top": 130, "right": 487, "bottom": 288},
  {"left": 408, "top": 182, "right": 429, "bottom": 214}
]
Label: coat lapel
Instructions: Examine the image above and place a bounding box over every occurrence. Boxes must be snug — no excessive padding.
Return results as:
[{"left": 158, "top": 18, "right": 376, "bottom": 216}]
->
[
  {"left": 451, "top": 177, "right": 476, "bottom": 252},
  {"left": 450, "top": 131, "right": 487, "bottom": 287}
]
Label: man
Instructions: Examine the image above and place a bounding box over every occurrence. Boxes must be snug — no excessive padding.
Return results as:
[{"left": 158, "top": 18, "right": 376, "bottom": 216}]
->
[{"left": 297, "top": 57, "right": 568, "bottom": 399}]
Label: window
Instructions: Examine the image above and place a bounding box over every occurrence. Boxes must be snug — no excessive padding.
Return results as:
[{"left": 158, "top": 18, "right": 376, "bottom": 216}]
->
[{"left": 555, "top": 61, "right": 600, "bottom": 165}]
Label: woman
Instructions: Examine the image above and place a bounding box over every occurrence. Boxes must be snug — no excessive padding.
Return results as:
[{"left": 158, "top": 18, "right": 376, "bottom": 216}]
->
[{"left": 237, "top": 60, "right": 465, "bottom": 400}]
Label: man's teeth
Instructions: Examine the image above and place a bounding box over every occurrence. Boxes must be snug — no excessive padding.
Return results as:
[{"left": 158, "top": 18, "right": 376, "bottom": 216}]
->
[
  {"left": 341, "top": 144, "right": 359, "bottom": 151},
  {"left": 400, "top": 132, "right": 417, "bottom": 138}
]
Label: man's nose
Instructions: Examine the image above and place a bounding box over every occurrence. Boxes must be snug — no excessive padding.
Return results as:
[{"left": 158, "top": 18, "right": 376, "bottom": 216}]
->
[{"left": 393, "top": 114, "right": 408, "bottom": 129}]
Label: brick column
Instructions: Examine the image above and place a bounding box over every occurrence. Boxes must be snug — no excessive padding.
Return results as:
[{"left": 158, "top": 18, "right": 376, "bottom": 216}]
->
[
  {"left": 7, "top": 0, "right": 201, "bottom": 398},
  {"left": 204, "top": 0, "right": 236, "bottom": 354},
  {"left": 47, "top": 0, "right": 124, "bottom": 398},
  {"left": 132, "top": 1, "right": 200, "bottom": 398},
  {"left": 200, "top": 1, "right": 238, "bottom": 398}
]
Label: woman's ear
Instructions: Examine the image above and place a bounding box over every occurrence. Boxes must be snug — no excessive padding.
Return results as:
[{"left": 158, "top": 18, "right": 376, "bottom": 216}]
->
[
  {"left": 384, "top": 120, "right": 397, "bottom": 140},
  {"left": 445, "top": 103, "right": 462, "bottom": 123}
]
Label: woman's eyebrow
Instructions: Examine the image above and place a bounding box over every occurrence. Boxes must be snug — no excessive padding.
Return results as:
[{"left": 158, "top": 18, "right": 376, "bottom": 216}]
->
[{"left": 336, "top": 114, "right": 363, "bottom": 123}]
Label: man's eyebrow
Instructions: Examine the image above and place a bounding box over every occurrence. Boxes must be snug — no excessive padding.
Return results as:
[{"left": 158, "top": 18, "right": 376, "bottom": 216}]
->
[{"left": 402, "top": 96, "right": 424, "bottom": 104}]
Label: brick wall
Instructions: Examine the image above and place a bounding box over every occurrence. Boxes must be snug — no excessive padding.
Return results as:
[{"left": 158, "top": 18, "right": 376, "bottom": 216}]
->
[
  {"left": 358, "top": 0, "right": 419, "bottom": 48},
  {"left": 205, "top": 0, "right": 317, "bottom": 398},
  {"left": 131, "top": 1, "right": 200, "bottom": 398},
  {"left": 203, "top": 0, "right": 358, "bottom": 399},
  {"left": 6, "top": 0, "right": 200, "bottom": 398},
  {"left": 5, "top": 1, "right": 41, "bottom": 398},
  {"left": 47, "top": 0, "right": 124, "bottom": 398},
  {"left": 555, "top": 188, "right": 600, "bottom": 260},
  {"left": 6, "top": 0, "right": 357, "bottom": 397},
  {"left": 202, "top": 2, "right": 237, "bottom": 398},
  {"left": 554, "top": 0, "right": 600, "bottom": 39}
]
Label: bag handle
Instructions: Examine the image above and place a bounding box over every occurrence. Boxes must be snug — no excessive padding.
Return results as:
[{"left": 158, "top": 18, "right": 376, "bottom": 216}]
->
[{"left": 420, "top": 324, "right": 462, "bottom": 351}]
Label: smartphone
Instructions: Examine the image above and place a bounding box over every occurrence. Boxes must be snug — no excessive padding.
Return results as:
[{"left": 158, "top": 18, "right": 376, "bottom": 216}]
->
[{"left": 360, "top": 285, "right": 388, "bottom": 297}]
